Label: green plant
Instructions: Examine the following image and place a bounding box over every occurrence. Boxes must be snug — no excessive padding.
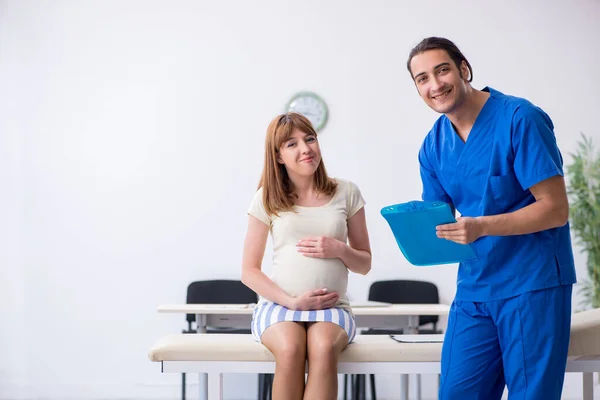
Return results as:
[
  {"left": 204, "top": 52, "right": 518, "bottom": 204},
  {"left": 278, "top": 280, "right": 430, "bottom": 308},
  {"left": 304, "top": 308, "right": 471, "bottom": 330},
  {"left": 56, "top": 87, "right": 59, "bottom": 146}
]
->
[{"left": 566, "top": 133, "right": 600, "bottom": 309}]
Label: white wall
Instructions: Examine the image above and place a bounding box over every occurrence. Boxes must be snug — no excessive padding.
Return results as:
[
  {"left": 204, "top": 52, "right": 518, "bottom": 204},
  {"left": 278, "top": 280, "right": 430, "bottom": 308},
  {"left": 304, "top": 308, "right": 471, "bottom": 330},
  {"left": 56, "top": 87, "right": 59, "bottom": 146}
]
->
[{"left": 1, "top": 0, "right": 599, "bottom": 399}]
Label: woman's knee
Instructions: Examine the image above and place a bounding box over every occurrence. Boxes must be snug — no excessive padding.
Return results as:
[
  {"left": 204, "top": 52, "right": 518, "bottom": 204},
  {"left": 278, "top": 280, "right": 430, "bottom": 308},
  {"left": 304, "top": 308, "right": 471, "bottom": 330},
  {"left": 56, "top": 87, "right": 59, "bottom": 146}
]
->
[
  {"left": 308, "top": 336, "right": 338, "bottom": 359},
  {"left": 307, "top": 324, "right": 347, "bottom": 363},
  {"left": 261, "top": 322, "right": 307, "bottom": 367},
  {"left": 275, "top": 340, "right": 307, "bottom": 364}
]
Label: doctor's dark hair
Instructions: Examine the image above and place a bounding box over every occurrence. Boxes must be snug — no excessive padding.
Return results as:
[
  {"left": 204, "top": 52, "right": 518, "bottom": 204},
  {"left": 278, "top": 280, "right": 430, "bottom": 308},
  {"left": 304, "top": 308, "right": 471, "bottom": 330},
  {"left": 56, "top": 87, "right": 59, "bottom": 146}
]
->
[
  {"left": 258, "top": 112, "right": 337, "bottom": 216},
  {"left": 407, "top": 37, "right": 473, "bottom": 83}
]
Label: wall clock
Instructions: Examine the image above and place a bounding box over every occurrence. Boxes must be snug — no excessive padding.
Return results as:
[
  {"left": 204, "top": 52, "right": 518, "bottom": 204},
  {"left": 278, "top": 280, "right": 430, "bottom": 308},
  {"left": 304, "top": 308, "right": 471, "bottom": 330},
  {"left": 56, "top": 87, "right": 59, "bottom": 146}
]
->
[{"left": 286, "top": 91, "right": 328, "bottom": 131}]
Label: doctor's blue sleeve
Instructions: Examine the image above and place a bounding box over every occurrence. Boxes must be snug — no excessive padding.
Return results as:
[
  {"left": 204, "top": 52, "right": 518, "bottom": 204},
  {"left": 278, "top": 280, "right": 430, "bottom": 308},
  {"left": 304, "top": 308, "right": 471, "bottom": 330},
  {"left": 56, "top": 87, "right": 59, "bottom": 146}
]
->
[
  {"left": 511, "top": 105, "right": 564, "bottom": 190},
  {"left": 418, "top": 144, "right": 452, "bottom": 204}
]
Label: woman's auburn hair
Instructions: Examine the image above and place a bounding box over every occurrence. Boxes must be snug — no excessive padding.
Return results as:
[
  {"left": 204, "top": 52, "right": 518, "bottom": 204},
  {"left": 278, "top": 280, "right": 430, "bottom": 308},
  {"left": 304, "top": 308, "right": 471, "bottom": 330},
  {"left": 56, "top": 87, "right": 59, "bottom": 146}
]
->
[{"left": 258, "top": 112, "right": 337, "bottom": 216}]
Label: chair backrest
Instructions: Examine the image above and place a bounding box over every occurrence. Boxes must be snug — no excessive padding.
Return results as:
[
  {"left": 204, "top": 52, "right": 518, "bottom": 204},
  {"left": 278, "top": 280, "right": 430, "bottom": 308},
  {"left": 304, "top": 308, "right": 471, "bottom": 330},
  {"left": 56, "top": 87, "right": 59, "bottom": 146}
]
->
[
  {"left": 186, "top": 280, "right": 258, "bottom": 323},
  {"left": 368, "top": 280, "right": 440, "bottom": 327}
]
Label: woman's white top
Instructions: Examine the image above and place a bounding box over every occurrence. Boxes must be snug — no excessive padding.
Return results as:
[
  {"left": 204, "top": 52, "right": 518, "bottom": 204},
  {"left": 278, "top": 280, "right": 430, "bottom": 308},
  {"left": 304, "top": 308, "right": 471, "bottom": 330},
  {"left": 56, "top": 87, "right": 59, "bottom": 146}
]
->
[{"left": 248, "top": 178, "right": 365, "bottom": 307}]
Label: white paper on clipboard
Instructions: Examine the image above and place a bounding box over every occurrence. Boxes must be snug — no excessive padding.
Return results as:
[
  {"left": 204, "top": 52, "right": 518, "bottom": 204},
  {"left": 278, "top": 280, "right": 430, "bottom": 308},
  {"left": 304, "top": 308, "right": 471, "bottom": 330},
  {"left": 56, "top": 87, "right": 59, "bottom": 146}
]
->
[
  {"left": 198, "top": 304, "right": 253, "bottom": 309},
  {"left": 390, "top": 334, "right": 444, "bottom": 343}
]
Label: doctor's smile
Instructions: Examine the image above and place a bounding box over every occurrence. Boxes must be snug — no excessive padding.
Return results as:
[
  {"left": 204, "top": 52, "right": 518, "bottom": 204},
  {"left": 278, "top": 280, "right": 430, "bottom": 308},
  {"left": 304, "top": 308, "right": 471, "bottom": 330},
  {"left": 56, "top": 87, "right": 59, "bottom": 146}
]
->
[{"left": 432, "top": 88, "right": 452, "bottom": 100}]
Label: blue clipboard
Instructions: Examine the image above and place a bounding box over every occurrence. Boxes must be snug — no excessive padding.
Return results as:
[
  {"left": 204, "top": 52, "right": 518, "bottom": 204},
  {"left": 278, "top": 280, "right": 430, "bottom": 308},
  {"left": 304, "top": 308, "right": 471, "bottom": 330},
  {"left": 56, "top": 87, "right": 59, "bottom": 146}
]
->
[{"left": 381, "top": 200, "right": 477, "bottom": 266}]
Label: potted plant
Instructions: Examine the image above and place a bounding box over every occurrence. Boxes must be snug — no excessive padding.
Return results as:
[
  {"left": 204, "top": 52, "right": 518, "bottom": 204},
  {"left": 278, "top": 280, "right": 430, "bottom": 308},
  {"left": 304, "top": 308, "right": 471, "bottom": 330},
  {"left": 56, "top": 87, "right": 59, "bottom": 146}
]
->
[{"left": 566, "top": 133, "right": 600, "bottom": 309}]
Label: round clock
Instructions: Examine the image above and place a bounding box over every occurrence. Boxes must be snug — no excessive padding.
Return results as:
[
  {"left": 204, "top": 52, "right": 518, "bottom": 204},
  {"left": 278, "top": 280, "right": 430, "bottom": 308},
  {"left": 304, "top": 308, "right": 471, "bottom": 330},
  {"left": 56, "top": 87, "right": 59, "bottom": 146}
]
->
[{"left": 286, "top": 91, "right": 328, "bottom": 131}]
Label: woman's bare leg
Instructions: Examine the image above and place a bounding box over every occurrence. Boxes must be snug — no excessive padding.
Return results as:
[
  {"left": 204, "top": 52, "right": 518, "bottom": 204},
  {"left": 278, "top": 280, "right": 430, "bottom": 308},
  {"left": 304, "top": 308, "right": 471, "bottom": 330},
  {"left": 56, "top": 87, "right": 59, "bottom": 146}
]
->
[
  {"left": 261, "top": 322, "right": 307, "bottom": 400},
  {"left": 304, "top": 322, "right": 348, "bottom": 400}
]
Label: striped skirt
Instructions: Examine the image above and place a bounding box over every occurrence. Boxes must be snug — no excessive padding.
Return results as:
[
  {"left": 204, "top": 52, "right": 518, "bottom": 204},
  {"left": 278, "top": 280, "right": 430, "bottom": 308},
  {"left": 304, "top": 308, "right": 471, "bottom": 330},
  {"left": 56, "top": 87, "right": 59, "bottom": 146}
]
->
[{"left": 251, "top": 301, "right": 356, "bottom": 344}]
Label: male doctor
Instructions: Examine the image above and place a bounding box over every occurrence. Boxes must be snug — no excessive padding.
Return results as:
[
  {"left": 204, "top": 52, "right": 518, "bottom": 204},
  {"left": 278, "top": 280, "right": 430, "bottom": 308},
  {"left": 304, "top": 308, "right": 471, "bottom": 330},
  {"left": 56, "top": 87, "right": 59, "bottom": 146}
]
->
[{"left": 407, "top": 36, "right": 576, "bottom": 399}]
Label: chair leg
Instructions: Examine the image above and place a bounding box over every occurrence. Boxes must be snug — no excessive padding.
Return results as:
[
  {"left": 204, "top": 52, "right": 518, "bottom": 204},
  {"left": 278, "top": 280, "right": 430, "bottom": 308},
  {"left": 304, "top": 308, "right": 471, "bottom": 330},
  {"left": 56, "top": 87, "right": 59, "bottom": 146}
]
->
[
  {"left": 181, "top": 373, "right": 186, "bottom": 400},
  {"left": 343, "top": 375, "right": 348, "bottom": 400},
  {"left": 369, "top": 374, "right": 376, "bottom": 400},
  {"left": 361, "top": 374, "right": 367, "bottom": 400},
  {"left": 352, "top": 375, "right": 359, "bottom": 400},
  {"left": 267, "top": 373, "right": 273, "bottom": 400},
  {"left": 354, "top": 374, "right": 365, "bottom": 400},
  {"left": 258, "top": 374, "right": 265, "bottom": 400}
]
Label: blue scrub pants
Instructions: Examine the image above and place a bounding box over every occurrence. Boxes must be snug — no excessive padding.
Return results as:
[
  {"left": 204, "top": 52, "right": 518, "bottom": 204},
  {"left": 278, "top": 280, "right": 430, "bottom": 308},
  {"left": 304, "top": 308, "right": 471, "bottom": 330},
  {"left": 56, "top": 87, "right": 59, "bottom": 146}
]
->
[{"left": 439, "top": 285, "right": 572, "bottom": 400}]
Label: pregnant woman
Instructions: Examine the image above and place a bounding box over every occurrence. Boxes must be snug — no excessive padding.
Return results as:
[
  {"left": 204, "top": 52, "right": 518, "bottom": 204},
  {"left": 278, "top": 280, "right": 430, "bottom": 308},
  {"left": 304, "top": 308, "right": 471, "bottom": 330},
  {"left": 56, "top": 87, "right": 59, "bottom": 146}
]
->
[{"left": 241, "top": 112, "right": 372, "bottom": 400}]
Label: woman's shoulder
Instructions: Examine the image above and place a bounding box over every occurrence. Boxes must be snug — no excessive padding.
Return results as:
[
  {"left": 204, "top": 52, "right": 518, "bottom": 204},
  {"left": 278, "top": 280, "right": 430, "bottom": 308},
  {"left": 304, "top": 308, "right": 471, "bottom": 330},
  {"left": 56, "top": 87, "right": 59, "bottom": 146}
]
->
[
  {"left": 332, "top": 177, "right": 365, "bottom": 216},
  {"left": 250, "top": 187, "right": 264, "bottom": 202},
  {"left": 332, "top": 177, "right": 361, "bottom": 193},
  {"left": 248, "top": 187, "right": 267, "bottom": 213}
]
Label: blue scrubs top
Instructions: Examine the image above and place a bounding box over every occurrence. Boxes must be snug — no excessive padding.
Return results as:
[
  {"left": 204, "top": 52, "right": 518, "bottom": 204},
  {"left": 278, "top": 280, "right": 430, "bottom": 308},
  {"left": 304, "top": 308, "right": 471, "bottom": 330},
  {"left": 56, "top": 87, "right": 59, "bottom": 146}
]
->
[{"left": 419, "top": 87, "right": 576, "bottom": 302}]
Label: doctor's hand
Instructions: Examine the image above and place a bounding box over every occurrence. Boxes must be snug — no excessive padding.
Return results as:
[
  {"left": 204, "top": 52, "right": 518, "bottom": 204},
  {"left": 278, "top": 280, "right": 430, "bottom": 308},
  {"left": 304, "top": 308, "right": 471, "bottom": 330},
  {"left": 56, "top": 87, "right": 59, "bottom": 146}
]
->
[
  {"left": 296, "top": 236, "right": 345, "bottom": 259},
  {"left": 291, "top": 289, "right": 339, "bottom": 310},
  {"left": 436, "top": 216, "right": 485, "bottom": 244}
]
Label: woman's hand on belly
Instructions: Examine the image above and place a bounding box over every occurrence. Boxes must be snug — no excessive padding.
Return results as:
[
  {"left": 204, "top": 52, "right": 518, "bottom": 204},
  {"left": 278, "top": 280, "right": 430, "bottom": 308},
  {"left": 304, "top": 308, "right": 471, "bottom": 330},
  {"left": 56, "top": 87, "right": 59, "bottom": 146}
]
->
[
  {"left": 296, "top": 236, "right": 345, "bottom": 259},
  {"left": 291, "top": 288, "right": 339, "bottom": 311}
]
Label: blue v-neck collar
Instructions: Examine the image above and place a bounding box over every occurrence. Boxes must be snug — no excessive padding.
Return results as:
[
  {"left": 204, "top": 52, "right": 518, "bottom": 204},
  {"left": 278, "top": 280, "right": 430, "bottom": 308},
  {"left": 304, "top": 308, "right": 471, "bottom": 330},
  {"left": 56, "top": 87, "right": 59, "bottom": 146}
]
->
[{"left": 443, "top": 87, "right": 496, "bottom": 164}]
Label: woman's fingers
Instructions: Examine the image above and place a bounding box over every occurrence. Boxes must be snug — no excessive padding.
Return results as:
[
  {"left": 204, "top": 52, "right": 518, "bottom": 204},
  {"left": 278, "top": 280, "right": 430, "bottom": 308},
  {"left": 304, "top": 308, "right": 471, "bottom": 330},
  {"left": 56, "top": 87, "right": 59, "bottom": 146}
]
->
[
  {"left": 310, "top": 288, "right": 329, "bottom": 297},
  {"left": 322, "top": 298, "right": 339, "bottom": 309},
  {"left": 297, "top": 246, "right": 320, "bottom": 253},
  {"left": 318, "top": 293, "right": 339, "bottom": 307},
  {"left": 302, "top": 289, "right": 339, "bottom": 309},
  {"left": 323, "top": 291, "right": 338, "bottom": 299}
]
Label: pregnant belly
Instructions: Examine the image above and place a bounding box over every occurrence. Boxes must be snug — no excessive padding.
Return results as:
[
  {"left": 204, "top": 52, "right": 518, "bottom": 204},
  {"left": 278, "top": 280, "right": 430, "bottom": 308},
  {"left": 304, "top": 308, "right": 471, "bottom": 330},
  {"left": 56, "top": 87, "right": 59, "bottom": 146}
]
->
[{"left": 272, "top": 249, "right": 349, "bottom": 298}]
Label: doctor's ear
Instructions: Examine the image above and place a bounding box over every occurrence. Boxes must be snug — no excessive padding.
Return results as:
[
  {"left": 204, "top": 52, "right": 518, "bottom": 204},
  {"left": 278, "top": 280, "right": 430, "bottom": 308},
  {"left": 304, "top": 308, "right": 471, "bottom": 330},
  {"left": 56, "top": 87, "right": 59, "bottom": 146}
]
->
[
  {"left": 276, "top": 153, "right": 284, "bottom": 164},
  {"left": 460, "top": 61, "right": 471, "bottom": 82}
]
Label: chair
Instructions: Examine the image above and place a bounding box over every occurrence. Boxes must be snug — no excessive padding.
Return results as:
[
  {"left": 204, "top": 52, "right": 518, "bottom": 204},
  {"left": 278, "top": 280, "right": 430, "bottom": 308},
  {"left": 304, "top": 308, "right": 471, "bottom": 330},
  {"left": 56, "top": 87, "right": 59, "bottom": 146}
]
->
[
  {"left": 344, "top": 280, "right": 442, "bottom": 399},
  {"left": 366, "top": 279, "right": 441, "bottom": 333},
  {"left": 181, "top": 280, "right": 272, "bottom": 400}
]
